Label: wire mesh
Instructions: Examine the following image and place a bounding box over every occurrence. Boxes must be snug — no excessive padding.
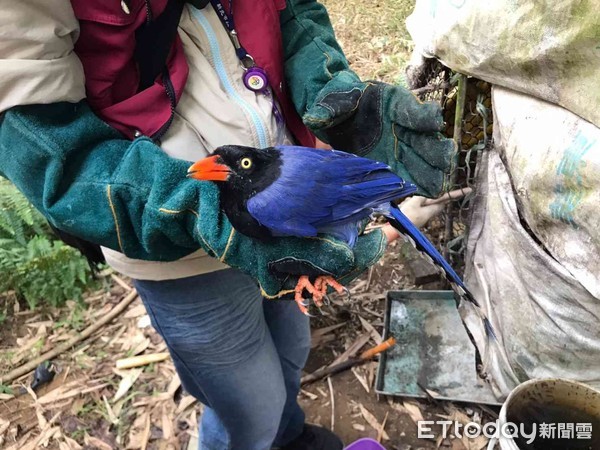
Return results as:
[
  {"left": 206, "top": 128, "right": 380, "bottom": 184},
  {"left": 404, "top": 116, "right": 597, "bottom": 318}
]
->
[{"left": 408, "top": 59, "right": 493, "bottom": 274}]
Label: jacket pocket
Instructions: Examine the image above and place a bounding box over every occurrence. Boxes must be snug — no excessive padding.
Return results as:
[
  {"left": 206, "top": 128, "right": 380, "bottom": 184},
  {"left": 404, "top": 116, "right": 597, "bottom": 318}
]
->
[{"left": 70, "top": 0, "right": 145, "bottom": 25}]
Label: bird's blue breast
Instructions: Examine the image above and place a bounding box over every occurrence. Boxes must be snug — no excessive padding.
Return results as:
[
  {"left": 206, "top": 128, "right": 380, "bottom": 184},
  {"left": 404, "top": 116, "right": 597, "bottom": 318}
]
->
[{"left": 246, "top": 146, "right": 416, "bottom": 246}]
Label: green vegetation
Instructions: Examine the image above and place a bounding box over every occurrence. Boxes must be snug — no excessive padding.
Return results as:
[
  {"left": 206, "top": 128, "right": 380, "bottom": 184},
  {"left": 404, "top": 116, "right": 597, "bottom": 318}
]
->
[{"left": 0, "top": 178, "right": 97, "bottom": 309}]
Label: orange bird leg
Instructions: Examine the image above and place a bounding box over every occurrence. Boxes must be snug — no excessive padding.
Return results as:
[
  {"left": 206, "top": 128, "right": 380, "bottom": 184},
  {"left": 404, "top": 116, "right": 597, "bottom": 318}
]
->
[
  {"left": 312, "top": 278, "right": 326, "bottom": 308},
  {"left": 314, "top": 276, "right": 346, "bottom": 298},
  {"left": 294, "top": 276, "right": 317, "bottom": 315},
  {"left": 294, "top": 275, "right": 347, "bottom": 314}
]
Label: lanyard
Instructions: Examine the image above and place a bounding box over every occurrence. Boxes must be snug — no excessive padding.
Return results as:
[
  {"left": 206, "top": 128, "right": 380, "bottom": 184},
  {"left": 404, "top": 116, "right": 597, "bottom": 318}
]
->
[
  {"left": 208, "top": 0, "right": 272, "bottom": 94},
  {"left": 208, "top": 0, "right": 285, "bottom": 143},
  {"left": 209, "top": 0, "right": 249, "bottom": 64}
]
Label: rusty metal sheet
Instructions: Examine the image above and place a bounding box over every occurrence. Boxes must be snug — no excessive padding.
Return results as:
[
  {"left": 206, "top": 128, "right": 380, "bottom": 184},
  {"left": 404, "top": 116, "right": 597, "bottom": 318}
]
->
[{"left": 376, "top": 290, "right": 500, "bottom": 405}]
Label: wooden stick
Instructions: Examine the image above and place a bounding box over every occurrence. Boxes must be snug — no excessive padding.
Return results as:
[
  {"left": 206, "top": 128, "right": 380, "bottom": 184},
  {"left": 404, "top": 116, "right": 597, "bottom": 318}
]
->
[
  {"left": 377, "top": 412, "right": 389, "bottom": 443},
  {"left": 301, "top": 337, "right": 396, "bottom": 385},
  {"left": 327, "top": 376, "right": 335, "bottom": 432},
  {"left": 116, "top": 352, "right": 170, "bottom": 370},
  {"left": 1, "top": 290, "right": 139, "bottom": 384},
  {"left": 110, "top": 273, "right": 133, "bottom": 292},
  {"left": 359, "top": 337, "right": 396, "bottom": 360},
  {"left": 421, "top": 187, "right": 473, "bottom": 207}
]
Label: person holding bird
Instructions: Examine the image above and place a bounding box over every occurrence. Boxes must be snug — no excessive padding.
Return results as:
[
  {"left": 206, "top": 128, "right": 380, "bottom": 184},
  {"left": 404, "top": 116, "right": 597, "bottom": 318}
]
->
[{"left": 0, "top": 0, "right": 455, "bottom": 449}]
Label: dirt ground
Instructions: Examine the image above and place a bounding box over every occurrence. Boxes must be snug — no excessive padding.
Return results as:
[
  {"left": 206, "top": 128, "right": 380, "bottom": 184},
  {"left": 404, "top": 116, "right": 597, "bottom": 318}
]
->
[{"left": 0, "top": 236, "right": 498, "bottom": 450}]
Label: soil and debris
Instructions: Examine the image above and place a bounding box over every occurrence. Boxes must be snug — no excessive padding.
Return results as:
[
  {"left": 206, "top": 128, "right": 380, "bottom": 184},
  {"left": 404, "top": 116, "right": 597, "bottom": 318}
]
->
[{"left": 0, "top": 236, "right": 498, "bottom": 450}]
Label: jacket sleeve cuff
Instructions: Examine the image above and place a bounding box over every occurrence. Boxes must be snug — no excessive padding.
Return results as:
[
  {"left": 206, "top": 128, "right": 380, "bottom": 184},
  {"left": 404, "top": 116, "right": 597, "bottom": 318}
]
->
[{"left": 0, "top": 55, "right": 85, "bottom": 114}]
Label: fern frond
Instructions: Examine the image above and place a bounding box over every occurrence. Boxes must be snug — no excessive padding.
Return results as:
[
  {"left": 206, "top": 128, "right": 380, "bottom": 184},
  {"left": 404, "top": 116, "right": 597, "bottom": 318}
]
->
[{"left": 0, "top": 178, "right": 98, "bottom": 309}]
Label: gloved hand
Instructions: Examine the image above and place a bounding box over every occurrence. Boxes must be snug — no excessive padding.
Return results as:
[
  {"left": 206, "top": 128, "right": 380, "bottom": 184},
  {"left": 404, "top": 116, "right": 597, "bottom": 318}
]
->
[
  {"left": 305, "top": 81, "right": 454, "bottom": 197},
  {"left": 280, "top": 0, "right": 455, "bottom": 197},
  {"left": 200, "top": 208, "right": 387, "bottom": 298},
  {"left": 0, "top": 101, "right": 385, "bottom": 299}
]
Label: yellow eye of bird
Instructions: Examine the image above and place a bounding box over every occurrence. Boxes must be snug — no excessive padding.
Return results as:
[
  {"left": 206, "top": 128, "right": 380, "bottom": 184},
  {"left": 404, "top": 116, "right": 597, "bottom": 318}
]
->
[{"left": 240, "top": 157, "right": 252, "bottom": 169}]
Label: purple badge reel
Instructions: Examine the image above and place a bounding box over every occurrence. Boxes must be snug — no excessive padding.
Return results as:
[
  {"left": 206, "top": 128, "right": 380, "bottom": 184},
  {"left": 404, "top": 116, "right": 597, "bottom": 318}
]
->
[{"left": 243, "top": 67, "right": 269, "bottom": 93}]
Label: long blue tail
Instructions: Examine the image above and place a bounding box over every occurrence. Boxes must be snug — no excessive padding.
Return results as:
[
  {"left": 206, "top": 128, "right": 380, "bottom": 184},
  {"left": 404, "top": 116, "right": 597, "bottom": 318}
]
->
[{"left": 387, "top": 206, "right": 496, "bottom": 341}]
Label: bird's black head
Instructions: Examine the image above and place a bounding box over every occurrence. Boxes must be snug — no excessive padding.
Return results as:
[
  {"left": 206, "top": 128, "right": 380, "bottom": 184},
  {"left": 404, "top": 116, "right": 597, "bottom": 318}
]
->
[{"left": 187, "top": 145, "right": 282, "bottom": 199}]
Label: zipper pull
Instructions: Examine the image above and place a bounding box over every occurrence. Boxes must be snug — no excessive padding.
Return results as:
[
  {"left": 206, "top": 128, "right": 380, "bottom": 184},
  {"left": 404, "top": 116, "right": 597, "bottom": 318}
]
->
[{"left": 121, "top": 0, "right": 131, "bottom": 14}]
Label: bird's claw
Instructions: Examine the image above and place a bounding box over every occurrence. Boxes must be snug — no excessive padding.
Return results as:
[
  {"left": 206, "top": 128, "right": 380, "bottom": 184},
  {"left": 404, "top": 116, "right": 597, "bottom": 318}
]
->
[
  {"left": 316, "top": 306, "right": 330, "bottom": 316},
  {"left": 342, "top": 286, "right": 351, "bottom": 302},
  {"left": 294, "top": 275, "right": 346, "bottom": 315}
]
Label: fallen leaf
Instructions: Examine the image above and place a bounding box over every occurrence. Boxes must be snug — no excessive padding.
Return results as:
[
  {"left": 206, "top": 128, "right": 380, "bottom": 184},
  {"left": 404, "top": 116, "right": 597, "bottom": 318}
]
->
[
  {"left": 351, "top": 367, "right": 370, "bottom": 393},
  {"left": 162, "top": 406, "right": 173, "bottom": 440},
  {"left": 366, "top": 362, "right": 376, "bottom": 389},
  {"left": 20, "top": 412, "right": 61, "bottom": 450},
  {"left": 63, "top": 436, "right": 83, "bottom": 450},
  {"left": 141, "top": 412, "right": 151, "bottom": 450},
  {"left": 137, "top": 315, "right": 151, "bottom": 329},
  {"left": 103, "top": 395, "right": 119, "bottom": 424},
  {"left": 70, "top": 397, "right": 86, "bottom": 415},
  {"left": 175, "top": 395, "right": 197, "bottom": 415},
  {"left": 130, "top": 338, "right": 151, "bottom": 356},
  {"left": 331, "top": 333, "right": 370, "bottom": 366},
  {"left": 0, "top": 418, "right": 10, "bottom": 435},
  {"left": 311, "top": 322, "right": 347, "bottom": 338},
  {"left": 403, "top": 401, "right": 425, "bottom": 424},
  {"left": 0, "top": 419, "right": 9, "bottom": 448},
  {"left": 445, "top": 406, "right": 489, "bottom": 450},
  {"left": 357, "top": 316, "right": 382, "bottom": 344},
  {"left": 358, "top": 404, "right": 389, "bottom": 440},
  {"left": 166, "top": 373, "right": 181, "bottom": 399},
  {"left": 124, "top": 304, "right": 147, "bottom": 319},
  {"left": 34, "top": 403, "right": 47, "bottom": 429},
  {"left": 377, "top": 412, "right": 389, "bottom": 443},
  {"left": 113, "top": 368, "right": 143, "bottom": 402},
  {"left": 85, "top": 435, "right": 113, "bottom": 450},
  {"left": 38, "top": 383, "right": 108, "bottom": 405},
  {"left": 25, "top": 321, "right": 53, "bottom": 329},
  {"left": 451, "top": 438, "right": 468, "bottom": 449},
  {"left": 300, "top": 389, "right": 318, "bottom": 400},
  {"left": 4, "top": 430, "right": 34, "bottom": 450},
  {"left": 127, "top": 412, "right": 149, "bottom": 449},
  {"left": 424, "top": 387, "right": 442, "bottom": 400}
]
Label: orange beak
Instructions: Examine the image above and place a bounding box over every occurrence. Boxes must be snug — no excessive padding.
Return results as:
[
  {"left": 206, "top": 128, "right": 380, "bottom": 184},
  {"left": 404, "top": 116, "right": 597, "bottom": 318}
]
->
[{"left": 187, "top": 155, "right": 231, "bottom": 182}]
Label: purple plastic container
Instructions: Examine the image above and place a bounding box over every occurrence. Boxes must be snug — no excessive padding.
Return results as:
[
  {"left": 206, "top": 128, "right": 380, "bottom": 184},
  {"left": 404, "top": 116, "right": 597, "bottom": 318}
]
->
[{"left": 344, "top": 438, "right": 387, "bottom": 450}]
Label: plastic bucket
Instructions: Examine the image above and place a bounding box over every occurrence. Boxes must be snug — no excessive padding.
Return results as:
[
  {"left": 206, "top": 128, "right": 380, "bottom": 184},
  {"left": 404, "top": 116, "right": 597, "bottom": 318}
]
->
[
  {"left": 345, "top": 437, "right": 386, "bottom": 450},
  {"left": 497, "top": 378, "right": 600, "bottom": 449}
]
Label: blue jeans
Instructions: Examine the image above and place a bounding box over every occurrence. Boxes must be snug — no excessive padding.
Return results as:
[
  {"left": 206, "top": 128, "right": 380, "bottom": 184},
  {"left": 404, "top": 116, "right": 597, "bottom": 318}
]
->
[{"left": 133, "top": 269, "right": 310, "bottom": 450}]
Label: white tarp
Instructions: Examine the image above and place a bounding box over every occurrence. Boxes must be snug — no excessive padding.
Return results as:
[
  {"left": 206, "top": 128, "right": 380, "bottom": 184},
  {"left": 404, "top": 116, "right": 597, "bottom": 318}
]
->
[
  {"left": 406, "top": 0, "right": 600, "bottom": 127},
  {"left": 462, "top": 87, "right": 600, "bottom": 398}
]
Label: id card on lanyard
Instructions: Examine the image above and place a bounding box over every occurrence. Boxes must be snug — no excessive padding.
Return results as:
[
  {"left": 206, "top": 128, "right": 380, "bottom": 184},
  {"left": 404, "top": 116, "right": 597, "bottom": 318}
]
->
[{"left": 209, "top": 0, "right": 286, "bottom": 144}]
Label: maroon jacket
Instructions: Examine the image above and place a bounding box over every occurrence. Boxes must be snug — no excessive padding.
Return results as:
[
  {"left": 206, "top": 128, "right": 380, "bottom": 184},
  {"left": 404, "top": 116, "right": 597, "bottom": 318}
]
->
[{"left": 70, "top": 0, "right": 315, "bottom": 146}]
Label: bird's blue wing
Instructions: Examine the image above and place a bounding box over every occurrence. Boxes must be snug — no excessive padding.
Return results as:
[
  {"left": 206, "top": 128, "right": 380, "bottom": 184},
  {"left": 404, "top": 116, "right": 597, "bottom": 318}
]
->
[
  {"left": 246, "top": 146, "right": 415, "bottom": 243},
  {"left": 386, "top": 205, "right": 497, "bottom": 341}
]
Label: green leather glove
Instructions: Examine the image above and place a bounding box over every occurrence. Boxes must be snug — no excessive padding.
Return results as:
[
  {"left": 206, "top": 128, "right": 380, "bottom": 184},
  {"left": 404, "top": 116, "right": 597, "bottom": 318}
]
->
[
  {"left": 210, "top": 220, "right": 386, "bottom": 298},
  {"left": 305, "top": 81, "right": 454, "bottom": 198},
  {"left": 281, "top": 0, "right": 454, "bottom": 197},
  {"left": 0, "top": 101, "right": 386, "bottom": 298}
]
